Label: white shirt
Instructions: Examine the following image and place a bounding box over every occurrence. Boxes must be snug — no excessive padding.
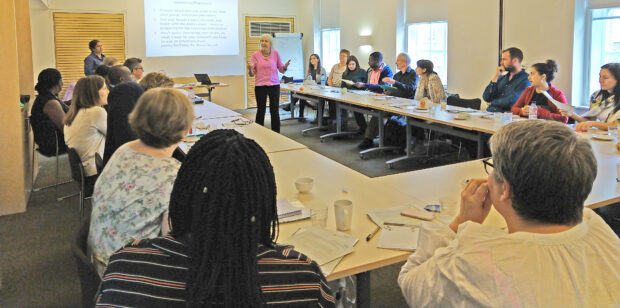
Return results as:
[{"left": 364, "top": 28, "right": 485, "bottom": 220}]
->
[
  {"left": 64, "top": 106, "right": 107, "bottom": 176},
  {"left": 398, "top": 208, "right": 620, "bottom": 308}
]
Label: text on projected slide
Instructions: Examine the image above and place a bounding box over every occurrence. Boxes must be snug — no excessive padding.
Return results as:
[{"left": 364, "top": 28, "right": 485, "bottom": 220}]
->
[{"left": 145, "top": 0, "right": 239, "bottom": 57}]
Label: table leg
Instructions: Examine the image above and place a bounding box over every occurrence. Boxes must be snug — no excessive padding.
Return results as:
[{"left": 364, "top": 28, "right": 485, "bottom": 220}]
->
[
  {"left": 356, "top": 271, "right": 371, "bottom": 308},
  {"left": 208, "top": 87, "right": 213, "bottom": 101},
  {"left": 477, "top": 132, "right": 484, "bottom": 158}
]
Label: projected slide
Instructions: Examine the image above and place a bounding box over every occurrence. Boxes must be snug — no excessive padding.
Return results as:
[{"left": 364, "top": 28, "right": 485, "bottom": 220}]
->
[{"left": 144, "top": 0, "right": 239, "bottom": 57}]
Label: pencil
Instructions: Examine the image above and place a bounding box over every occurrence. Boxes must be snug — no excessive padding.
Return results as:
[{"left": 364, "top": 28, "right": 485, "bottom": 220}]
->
[{"left": 366, "top": 226, "right": 381, "bottom": 241}]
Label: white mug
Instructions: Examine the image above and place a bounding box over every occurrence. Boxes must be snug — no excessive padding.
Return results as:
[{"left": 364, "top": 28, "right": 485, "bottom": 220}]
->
[{"left": 334, "top": 200, "right": 353, "bottom": 231}]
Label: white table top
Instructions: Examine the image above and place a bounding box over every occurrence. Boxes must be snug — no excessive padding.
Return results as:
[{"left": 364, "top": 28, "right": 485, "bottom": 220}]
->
[{"left": 193, "top": 101, "right": 241, "bottom": 119}]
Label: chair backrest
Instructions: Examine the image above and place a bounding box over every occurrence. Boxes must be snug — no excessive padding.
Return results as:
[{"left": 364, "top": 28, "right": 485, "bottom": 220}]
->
[
  {"left": 71, "top": 217, "right": 102, "bottom": 308},
  {"left": 67, "top": 148, "right": 85, "bottom": 184},
  {"left": 447, "top": 96, "right": 482, "bottom": 110},
  {"left": 172, "top": 147, "right": 186, "bottom": 162},
  {"left": 94, "top": 152, "right": 104, "bottom": 174}
]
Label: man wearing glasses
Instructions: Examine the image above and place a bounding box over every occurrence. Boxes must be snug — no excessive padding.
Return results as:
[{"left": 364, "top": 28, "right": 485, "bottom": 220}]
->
[
  {"left": 398, "top": 120, "right": 620, "bottom": 307},
  {"left": 123, "top": 57, "right": 144, "bottom": 81}
]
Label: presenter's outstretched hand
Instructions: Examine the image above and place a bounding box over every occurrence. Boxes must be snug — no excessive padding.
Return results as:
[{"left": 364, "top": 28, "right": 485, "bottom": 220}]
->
[{"left": 284, "top": 60, "right": 291, "bottom": 70}]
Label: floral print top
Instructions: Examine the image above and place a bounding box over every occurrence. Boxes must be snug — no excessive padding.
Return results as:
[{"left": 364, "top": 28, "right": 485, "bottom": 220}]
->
[
  {"left": 87, "top": 143, "right": 180, "bottom": 275},
  {"left": 586, "top": 90, "right": 619, "bottom": 124}
]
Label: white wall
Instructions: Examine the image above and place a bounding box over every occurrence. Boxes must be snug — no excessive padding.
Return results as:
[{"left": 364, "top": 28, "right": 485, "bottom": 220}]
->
[
  {"left": 339, "top": 0, "right": 401, "bottom": 71},
  {"left": 29, "top": 0, "right": 310, "bottom": 78},
  {"left": 504, "top": 0, "right": 576, "bottom": 103},
  {"left": 321, "top": 0, "right": 339, "bottom": 29},
  {"left": 589, "top": 0, "right": 620, "bottom": 8},
  {"left": 406, "top": 0, "right": 448, "bottom": 24},
  {"left": 448, "top": 0, "right": 499, "bottom": 98}
]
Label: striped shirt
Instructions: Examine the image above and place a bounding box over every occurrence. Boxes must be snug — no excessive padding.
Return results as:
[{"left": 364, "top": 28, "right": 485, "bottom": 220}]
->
[{"left": 95, "top": 235, "right": 335, "bottom": 307}]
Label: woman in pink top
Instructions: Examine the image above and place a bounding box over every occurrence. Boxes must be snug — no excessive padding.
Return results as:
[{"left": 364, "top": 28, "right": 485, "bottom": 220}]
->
[{"left": 247, "top": 34, "right": 290, "bottom": 132}]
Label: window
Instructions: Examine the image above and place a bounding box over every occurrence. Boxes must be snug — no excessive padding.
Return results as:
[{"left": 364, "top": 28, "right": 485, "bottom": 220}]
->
[
  {"left": 588, "top": 8, "right": 620, "bottom": 100},
  {"left": 321, "top": 28, "right": 340, "bottom": 73},
  {"left": 407, "top": 21, "right": 448, "bottom": 86}
]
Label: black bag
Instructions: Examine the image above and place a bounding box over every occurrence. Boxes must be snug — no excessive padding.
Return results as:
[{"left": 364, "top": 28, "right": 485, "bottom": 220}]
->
[{"left": 384, "top": 115, "right": 407, "bottom": 148}]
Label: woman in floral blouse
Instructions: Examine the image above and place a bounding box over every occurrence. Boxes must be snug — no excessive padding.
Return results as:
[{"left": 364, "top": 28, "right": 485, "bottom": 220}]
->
[
  {"left": 414, "top": 59, "right": 446, "bottom": 104},
  {"left": 87, "top": 88, "right": 194, "bottom": 276}
]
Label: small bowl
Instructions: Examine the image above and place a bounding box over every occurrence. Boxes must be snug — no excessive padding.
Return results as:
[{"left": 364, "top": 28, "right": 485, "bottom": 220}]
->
[{"left": 294, "top": 178, "right": 314, "bottom": 193}]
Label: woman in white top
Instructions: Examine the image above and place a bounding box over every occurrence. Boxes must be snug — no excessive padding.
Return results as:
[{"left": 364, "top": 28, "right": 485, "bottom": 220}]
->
[
  {"left": 64, "top": 75, "right": 108, "bottom": 194},
  {"left": 327, "top": 49, "right": 350, "bottom": 87},
  {"left": 563, "top": 63, "right": 620, "bottom": 131},
  {"left": 88, "top": 88, "right": 194, "bottom": 275}
]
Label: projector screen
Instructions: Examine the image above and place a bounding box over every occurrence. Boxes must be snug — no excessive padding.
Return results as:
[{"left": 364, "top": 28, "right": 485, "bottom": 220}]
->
[{"left": 144, "top": 0, "right": 239, "bottom": 57}]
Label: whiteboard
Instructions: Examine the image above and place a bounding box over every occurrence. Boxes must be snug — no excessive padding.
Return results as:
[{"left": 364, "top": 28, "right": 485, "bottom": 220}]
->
[{"left": 273, "top": 33, "right": 304, "bottom": 80}]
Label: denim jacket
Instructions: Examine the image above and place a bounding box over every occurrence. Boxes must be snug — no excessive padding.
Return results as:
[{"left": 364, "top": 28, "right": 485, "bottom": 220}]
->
[{"left": 483, "top": 70, "right": 530, "bottom": 112}]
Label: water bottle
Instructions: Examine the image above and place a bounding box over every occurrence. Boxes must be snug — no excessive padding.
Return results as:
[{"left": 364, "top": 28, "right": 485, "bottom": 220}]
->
[
  {"left": 307, "top": 73, "right": 313, "bottom": 85},
  {"left": 187, "top": 87, "right": 196, "bottom": 100},
  {"left": 320, "top": 72, "right": 326, "bottom": 88},
  {"left": 529, "top": 102, "right": 538, "bottom": 120}
]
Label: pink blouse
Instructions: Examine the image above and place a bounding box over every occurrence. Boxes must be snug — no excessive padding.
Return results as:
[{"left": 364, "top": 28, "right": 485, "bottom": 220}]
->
[{"left": 251, "top": 50, "right": 285, "bottom": 86}]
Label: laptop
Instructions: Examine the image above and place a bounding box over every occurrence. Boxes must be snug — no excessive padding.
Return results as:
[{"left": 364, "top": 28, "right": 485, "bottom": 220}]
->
[{"left": 194, "top": 73, "right": 219, "bottom": 85}]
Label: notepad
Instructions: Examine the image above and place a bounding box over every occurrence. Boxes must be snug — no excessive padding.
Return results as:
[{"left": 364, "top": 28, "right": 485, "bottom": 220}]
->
[
  {"left": 277, "top": 199, "right": 302, "bottom": 218},
  {"left": 377, "top": 225, "right": 420, "bottom": 251},
  {"left": 277, "top": 199, "right": 311, "bottom": 223},
  {"left": 367, "top": 205, "right": 428, "bottom": 227}
]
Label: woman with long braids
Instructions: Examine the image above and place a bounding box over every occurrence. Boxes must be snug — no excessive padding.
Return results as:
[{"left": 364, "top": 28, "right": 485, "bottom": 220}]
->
[{"left": 95, "top": 129, "right": 335, "bottom": 307}]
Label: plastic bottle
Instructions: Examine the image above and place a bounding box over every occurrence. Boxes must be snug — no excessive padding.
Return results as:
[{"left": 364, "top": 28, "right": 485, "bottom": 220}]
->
[
  {"left": 528, "top": 102, "right": 538, "bottom": 120},
  {"left": 320, "top": 72, "right": 326, "bottom": 88},
  {"left": 307, "top": 73, "right": 313, "bottom": 85},
  {"left": 188, "top": 87, "right": 196, "bottom": 100}
]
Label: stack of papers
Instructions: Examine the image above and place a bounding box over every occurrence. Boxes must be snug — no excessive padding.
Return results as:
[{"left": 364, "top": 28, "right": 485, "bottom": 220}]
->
[
  {"left": 281, "top": 226, "right": 358, "bottom": 276},
  {"left": 276, "top": 199, "right": 310, "bottom": 223}
]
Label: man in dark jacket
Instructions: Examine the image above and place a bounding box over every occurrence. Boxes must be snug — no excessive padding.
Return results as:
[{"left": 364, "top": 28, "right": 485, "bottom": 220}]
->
[
  {"left": 483, "top": 47, "right": 530, "bottom": 112},
  {"left": 354, "top": 52, "right": 393, "bottom": 146}
]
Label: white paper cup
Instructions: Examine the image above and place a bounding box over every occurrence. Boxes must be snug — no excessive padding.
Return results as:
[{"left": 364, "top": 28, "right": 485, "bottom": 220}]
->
[{"left": 334, "top": 200, "right": 353, "bottom": 231}]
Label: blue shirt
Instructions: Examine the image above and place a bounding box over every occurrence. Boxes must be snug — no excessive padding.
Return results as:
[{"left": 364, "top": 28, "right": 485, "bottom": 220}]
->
[
  {"left": 84, "top": 52, "right": 106, "bottom": 76},
  {"left": 483, "top": 70, "right": 530, "bottom": 112}
]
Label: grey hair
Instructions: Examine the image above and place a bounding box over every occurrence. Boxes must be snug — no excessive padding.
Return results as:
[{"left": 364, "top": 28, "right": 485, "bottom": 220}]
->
[
  {"left": 398, "top": 52, "right": 411, "bottom": 65},
  {"left": 489, "top": 120, "right": 597, "bottom": 225},
  {"left": 260, "top": 34, "right": 273, "bottom": 47}
]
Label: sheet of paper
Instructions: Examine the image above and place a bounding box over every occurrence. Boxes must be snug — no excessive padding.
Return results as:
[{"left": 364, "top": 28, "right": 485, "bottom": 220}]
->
[
  {"left": 341, "top": 79, "right": 354, "bottom": 85},
  {"left": 280, "top": 226, "right": 357, "bottom": 265},
  {"left": 542, "top": 91, "right": 575, "bottom": 113},
  {"left": 367, "top": 205, "right": 428, "bottom": 227},
  {"left": 377, "top": 226, "right": 420, "bottom": 251}
]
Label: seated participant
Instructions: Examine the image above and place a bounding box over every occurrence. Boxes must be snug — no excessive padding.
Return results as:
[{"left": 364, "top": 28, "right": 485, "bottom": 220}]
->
[
  {"left": 95, "top": 130, "right": 336, "bottom": 307},
  {"left": 30, "top": 68, "right": 69, "bottom": 156},
  {"left": 414, "top": 59, "right": 446, "bottom": 104},
  {"left": 298, "top": 54, "right": 326, "bottom": 122},
  {"left": 139, "top": 71, "right": 175, "bottom": 91},
  {"left": 63, "top": 75, "right": 108, "bottom": 193},
  {"left": 102, "top": 56, "right": 119, "bottom": 67},
  {"left": 398, "top": 120, "right": 620, "bottom": 307},
  {"left": 107, "top": 65, "right": 132, "bottom": 89},
  {"left": 328, "top": 49, "right": 350, "bottom": 87},
  {"left": 358, "top": 53, "right": 418, "bottom": 150},
  {"left": 88, "top": 88, "right": 193, "bottom": 276},
  {"left": 355, "top": 52, "right": 393, "bottom": 148},
  {"left": 511, "top": 60, "right": 567, "bottom": 122},
  {"left": 102, "top": 81, "right": 144, "bottom": 166},
  {"left": 123, "top": 57, "right": 144, "bottom": 81},
  {"left": 340, "top": 55, "right": 367, "bottom": 88},
  {"left": 483, "top": 47, "right": 531, "bottom": 112},
  {"left": 567, "top": 63, "right": 620, "bottom": 131}
]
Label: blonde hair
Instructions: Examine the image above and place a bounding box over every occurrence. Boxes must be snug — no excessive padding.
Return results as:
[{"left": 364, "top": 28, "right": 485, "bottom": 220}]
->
[
  {"left": 102, "top": 57, "right": 119, "bottom": 66},
  {"left": 139, "top": 72, "right": 175, "bottom": 91},
  {"left": 129, "top": 88, "right": 194, "bottom": 148},
  {"left": 64, "top": 75, "right": 105, "bottom": 126},
  {"left": 259, "top": 34, "right": 273, "bottom": 49}
]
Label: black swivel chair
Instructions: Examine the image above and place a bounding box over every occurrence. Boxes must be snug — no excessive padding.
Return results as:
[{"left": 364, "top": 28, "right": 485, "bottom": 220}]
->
[{"left": 71, "top": 217, "right": 102, "bottom": 308}]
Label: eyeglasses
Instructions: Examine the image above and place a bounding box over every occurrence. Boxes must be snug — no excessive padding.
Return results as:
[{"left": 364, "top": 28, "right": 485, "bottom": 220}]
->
[
  {"left": 136, "top": 67, "right": 144, "bottom": 71},
  {"left": 482, "top": 158, "right": 494, "bottom": 175}
]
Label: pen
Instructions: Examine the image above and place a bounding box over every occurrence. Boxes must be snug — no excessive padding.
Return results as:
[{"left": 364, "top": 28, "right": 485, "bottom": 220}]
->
[
  {"left": 366, "top": 226, "right": 380, "bottom": 241},
  {"left": 384, "top": 222, "right": 417, "bottom": 228}
]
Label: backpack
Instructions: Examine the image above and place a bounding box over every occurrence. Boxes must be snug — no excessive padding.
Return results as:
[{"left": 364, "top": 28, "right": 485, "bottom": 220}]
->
[{"left": 383, "top": 115, "right": 407, "bottom": 148}]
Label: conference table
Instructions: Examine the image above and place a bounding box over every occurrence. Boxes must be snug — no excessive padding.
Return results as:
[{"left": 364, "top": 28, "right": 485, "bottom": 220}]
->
[
  {"left": 280, "top": 83, "right": 499, "bottom": 167},
  {"left": 174, "top": 82, "right": 229, "bottom": 101},
  {"left": 181, "top": 101, "right": 620, "bottom": 308}
]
